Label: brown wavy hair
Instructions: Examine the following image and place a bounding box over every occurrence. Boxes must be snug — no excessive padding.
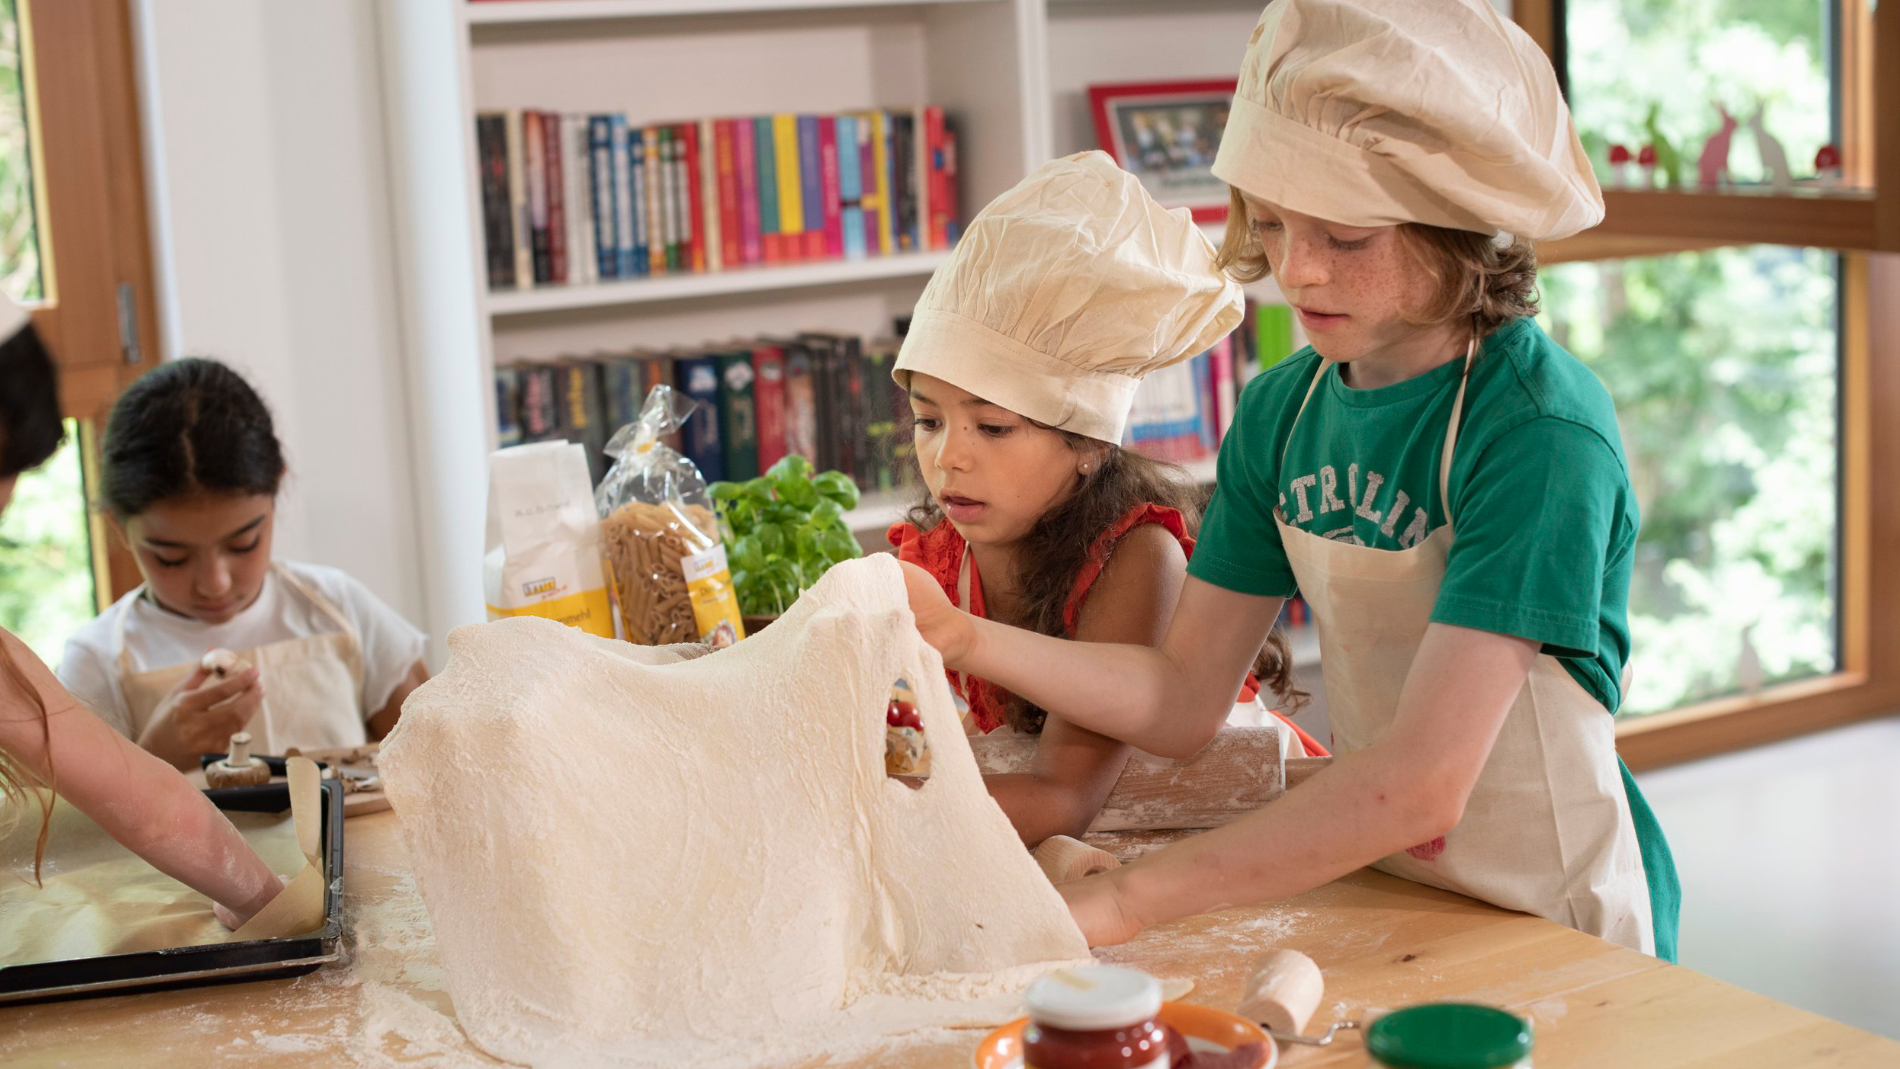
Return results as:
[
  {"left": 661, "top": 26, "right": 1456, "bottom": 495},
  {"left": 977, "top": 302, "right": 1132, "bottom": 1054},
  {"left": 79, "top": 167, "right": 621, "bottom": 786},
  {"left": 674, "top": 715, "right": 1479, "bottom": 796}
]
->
[
  {"left": 1, "top": 321, "right": 65, "bottom": 882},
  {"left": 1214, "top": 186, "right": 1540, "bottom": 338},
  {"left": 0, "top": 644, "right": 55, "bottom": 883},
  {"left": 906, "top": 430, "right": 1305, "bottom": 734}
]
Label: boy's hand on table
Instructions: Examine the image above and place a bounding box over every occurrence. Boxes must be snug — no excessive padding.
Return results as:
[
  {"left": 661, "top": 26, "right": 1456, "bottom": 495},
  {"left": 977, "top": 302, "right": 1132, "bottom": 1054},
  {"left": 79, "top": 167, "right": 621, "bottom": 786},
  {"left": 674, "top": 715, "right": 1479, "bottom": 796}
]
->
[
  {"left": 1059, "top": 869, "right": 1148, "bottom": 948},
  {"left": 899, "top": 561, "right": 975, "bottom": 668}
]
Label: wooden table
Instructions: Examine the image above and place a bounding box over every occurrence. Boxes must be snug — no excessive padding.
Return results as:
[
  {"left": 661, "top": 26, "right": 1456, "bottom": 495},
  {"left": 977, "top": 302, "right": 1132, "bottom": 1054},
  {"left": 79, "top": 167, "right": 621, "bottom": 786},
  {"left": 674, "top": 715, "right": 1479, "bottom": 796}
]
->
[{"left": 3, "top": 813, "right": 1894, "bottom": 1068}]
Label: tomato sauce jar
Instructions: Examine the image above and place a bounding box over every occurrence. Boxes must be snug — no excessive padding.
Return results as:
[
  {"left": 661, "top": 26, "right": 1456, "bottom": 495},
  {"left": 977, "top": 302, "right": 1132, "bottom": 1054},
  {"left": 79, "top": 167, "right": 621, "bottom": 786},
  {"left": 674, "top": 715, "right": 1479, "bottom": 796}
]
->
[{"left": 1023, "top": 966, "right": 1171, "bottom": 1069}]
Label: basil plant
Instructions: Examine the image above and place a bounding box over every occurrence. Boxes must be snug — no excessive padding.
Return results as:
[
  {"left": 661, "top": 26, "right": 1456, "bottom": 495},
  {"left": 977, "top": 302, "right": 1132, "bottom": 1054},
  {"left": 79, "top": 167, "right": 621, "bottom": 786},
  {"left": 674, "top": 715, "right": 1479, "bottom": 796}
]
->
[{"left": 709, "top": 455, "right": 864, "bottom": 617}]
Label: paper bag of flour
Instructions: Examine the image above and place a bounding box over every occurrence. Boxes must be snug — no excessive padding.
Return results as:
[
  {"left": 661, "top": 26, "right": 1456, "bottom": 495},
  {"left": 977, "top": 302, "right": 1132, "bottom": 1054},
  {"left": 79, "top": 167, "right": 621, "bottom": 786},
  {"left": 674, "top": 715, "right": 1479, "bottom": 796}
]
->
[{"left": 483, "top": 441, "right": 615, "bottom": 638}]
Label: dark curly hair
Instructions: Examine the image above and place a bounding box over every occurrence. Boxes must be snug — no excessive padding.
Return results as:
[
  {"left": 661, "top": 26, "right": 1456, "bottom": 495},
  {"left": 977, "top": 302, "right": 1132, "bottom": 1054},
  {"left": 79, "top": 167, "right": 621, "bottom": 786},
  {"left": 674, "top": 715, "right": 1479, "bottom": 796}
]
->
[
  {"left": 906, "top": 427, "right": 1305, "bottom": 735},
  {"left": 1213, "top": 185, "right": 1540, "bottom": 338},
  {"left": 102, "top": 357, "right": 286, "bottom": 517}
]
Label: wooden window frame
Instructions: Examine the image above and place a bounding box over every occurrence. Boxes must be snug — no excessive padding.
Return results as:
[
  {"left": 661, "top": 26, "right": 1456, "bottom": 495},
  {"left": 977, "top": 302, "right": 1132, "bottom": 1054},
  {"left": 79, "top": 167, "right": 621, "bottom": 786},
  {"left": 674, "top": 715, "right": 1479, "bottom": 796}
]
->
[
  {"left": 1511, "top": 1, "right": 1900, "bottom": 770},
  {"left": 14, "top": 0, "right": 160, "bottom": 605}
]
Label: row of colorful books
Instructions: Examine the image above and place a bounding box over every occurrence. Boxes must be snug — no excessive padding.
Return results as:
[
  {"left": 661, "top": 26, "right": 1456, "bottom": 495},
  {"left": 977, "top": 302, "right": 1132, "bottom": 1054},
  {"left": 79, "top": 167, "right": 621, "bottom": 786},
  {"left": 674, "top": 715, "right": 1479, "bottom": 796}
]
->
[
  {"left": 495, "top": 333, "right": 914, "bottom": 495},
  {"left": 475, "top": 107, "right": 959, "bottom": 291},
  {"left": 494, "top": 299, "right": 1302, "bottom": 500}
]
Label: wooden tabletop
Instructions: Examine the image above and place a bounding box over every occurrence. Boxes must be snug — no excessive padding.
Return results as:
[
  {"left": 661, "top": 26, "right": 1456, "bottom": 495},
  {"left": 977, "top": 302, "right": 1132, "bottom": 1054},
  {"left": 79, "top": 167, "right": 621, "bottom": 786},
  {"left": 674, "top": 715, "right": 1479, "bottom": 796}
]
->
[{"left": 3, "top": 812, "right": 1894, "bottom": 1068}]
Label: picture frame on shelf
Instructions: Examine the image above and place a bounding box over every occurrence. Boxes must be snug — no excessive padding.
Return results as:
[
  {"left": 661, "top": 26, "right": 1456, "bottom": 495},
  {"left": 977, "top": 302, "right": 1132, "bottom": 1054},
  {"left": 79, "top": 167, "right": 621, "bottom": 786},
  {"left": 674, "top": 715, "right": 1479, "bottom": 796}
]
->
[{"left": 1088, "top": 79, "right": 1237, "bottom": 222}]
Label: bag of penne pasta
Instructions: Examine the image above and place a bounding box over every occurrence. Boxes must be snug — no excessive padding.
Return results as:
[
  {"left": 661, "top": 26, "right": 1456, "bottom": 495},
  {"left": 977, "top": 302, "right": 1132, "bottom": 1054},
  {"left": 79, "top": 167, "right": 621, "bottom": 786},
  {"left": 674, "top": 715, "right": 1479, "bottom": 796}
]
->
[{"left": 595, "top": 386, "right": 746, "bottom": 649}]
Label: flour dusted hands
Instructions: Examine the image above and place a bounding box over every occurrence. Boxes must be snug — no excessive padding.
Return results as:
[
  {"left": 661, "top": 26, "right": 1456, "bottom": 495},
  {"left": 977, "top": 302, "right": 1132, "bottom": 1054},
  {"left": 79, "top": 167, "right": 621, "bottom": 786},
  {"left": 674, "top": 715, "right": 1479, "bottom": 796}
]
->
[
  {"left": 899, "top": 560, "right": 976, "bottom": 668},
  {"left": 1058, "top": 869, "right": 1148, "bottom": 948},
  {"left": 139, "top": 663, "right": 264, "bottom": 770}
]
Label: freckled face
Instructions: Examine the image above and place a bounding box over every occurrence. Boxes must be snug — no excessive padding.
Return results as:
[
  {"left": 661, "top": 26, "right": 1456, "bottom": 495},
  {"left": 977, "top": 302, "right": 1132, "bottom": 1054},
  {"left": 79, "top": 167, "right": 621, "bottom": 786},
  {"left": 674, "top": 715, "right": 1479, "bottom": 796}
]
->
[
  {"left": 1242, "top": 193, "right": 1446, "bottom": 366},
  {"left": 907, "top": 373, "right": 1083, "bottom": 547}
]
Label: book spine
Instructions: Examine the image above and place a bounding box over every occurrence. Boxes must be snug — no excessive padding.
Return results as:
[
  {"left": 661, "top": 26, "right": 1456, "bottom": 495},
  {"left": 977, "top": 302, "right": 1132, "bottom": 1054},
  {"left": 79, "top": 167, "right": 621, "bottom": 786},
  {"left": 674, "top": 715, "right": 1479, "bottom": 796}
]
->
[
  {"left": 925, "top": 106, "right": 947, "bottom": 251},
  {"left": 717, "top": 352, "right": 760, "bottom": 483},
  {"left": 672, "top": 124, "right": 694, "bottom": 272},
  {"left": 675, "top": 355, "right": 726, "bottom": 483},
  {"left": 869, "top": 110, "right": 895, "bottom": 257},
  {"left": 494, "top": 366, "right": 523, "bottom": 448},
  {"left": 806, "top": 335, "right": 837, "bottom": 473},
  {"left": 519, "top": 364, "right": 560, "bottom": 442},
  {"left": 566, "top": 116, "right": 594, "bottom": 285},
  {"left": 655, "top": 126, "right": 676, "bottom": 274},
  {"left": 756, "top": 116, "right": 781, "bottom": 265},
  {"left": 602, "top": 358, "right": 639, "bottom": 436},
  {"left": 505, "top": 108, "right": 532, "bottom": 289},
  {"left": 752, "top": 347, "right": 788, "bottom": 473},
  {"left": 797, "top": 115, "right": 825, "bottom": 262},
  {"left": 783, "top": 345, "right": 817, "bottom": 462},
  {"left": 613, "top": 117, "right": 638, "bottom": 278},
  {"left": 476, "top": 114, "right": 514, "bottom": 289},
  {"left": 773, "top": 113, "right": 803, "bottom": 260},
  {"left": 589, "top": 116, "right": 618, "bottom": 280},
  {"left": 524, "top": 111, "right": 551, "bottom": 283},
  {"left": 835, "top": 114, "right": 864, "bottom": 261},
  {"left": 890, "top": 109, "right": 917, "bottom": 253},
  {"left": 842, "top": 335, "right": 866, "bottom": 488},
  {"left": 679, "top": 122, "right": 702, "bottom": 273},
  {"left": 645, "top": 125, "right": 667, "bottom": 275},
  {"left": 543, "top": 110, "right": 567, "bottom": 284},
  {"left": 734, "top": 117, "right": 761, "bottom": 265},
  {"left": 862, "top": 344, "right": 896, "bottom": 491},
  {"left": 715, "top": 119, "right": 742, "bottom": 269},
  {"left": 941, "top": 117, "right": 960, "bottom": 245},
  {"left": 818, "top": 115, "right": 844, "bottom": 261},
  {"left": 697, "top": 117, "right": 720, "bottom": 274}
]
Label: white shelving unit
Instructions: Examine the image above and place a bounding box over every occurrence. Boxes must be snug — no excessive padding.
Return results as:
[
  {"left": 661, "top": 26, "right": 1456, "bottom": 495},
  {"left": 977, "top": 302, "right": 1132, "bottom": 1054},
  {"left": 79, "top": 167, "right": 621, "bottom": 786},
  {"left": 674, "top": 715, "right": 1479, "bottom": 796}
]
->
[{"left": 379, "top": 0, "right": 1289, "bottom": 640}]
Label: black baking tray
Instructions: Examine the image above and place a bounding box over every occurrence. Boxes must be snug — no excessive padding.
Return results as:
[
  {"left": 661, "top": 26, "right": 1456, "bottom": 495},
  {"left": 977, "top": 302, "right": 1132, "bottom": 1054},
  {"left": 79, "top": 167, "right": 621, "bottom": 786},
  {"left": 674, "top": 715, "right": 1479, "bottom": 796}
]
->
[{"left": 0, "top": 780, "right": 344, "bottom": 1005}]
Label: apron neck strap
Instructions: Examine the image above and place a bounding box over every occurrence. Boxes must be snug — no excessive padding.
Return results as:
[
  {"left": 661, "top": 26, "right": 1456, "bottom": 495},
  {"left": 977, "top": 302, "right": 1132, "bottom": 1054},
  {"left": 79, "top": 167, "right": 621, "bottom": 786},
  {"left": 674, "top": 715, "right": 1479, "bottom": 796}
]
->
[
  {"left": 1438, "top": 332, "right": 1479, "bottom": 529},
  {"left": 273, "top": 563, "right": 356, "bottom": 636},
  {"left": 113, "top": 584, "right": 148, "bottom": 676}
]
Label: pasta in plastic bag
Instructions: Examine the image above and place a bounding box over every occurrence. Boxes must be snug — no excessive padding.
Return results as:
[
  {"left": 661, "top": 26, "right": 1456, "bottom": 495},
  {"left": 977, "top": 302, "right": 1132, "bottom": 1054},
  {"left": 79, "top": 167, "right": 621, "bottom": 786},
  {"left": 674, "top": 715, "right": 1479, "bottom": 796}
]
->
[{"left": 596, "top": 387, "right": 746, "bottom": 648}]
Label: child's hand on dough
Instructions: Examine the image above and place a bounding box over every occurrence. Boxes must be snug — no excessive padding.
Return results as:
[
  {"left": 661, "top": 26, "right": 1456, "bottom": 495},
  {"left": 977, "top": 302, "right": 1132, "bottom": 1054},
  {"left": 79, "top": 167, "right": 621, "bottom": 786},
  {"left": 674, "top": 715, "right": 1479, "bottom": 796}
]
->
[{"left": 898, "top": 561, "right": 974, "bottom": 669}]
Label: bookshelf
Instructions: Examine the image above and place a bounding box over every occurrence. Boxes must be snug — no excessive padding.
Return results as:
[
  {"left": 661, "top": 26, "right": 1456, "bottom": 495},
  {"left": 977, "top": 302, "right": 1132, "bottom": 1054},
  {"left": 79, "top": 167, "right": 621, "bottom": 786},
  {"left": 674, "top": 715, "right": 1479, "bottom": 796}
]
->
[{"left": 380, "top": 0, "right": 1295, "bottom": 643}]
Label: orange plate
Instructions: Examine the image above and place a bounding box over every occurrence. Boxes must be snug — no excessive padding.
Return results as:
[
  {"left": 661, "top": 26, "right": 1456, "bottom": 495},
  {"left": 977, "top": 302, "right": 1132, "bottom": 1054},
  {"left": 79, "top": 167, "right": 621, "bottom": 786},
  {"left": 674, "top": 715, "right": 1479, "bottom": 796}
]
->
[{"left": 973, "top": 1001, "right": 1276, "bottom": 1069}]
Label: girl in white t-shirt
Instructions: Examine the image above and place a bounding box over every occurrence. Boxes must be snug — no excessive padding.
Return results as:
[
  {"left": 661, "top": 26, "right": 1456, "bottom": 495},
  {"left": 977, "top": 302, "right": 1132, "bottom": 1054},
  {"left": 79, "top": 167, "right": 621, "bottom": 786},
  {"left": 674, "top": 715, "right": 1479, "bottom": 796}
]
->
[{"left": 58, "top": 359, "right": 428, "bottom": 770}]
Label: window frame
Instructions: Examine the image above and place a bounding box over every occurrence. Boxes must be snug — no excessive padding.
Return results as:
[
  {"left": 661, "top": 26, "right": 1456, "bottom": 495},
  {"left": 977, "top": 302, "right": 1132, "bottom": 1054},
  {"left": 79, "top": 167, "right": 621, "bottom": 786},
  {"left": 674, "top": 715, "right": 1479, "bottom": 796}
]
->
[
  {"left": 14, "top": 0, "right": 160, "bottom": 607},
  {"left": 1515, "top": 1, "right": 1900, "bottom": 769}
]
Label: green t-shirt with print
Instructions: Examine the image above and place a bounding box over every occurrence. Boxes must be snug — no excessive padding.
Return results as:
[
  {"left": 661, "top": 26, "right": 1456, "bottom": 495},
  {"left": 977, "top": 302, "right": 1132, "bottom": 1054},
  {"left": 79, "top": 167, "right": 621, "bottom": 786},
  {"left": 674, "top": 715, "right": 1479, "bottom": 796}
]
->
[
  {"left": 1190, "top": 317, "right": 1679, "bottom": 961},
  {"left": 1191, "top": 316, "right": 1635, "bottom": 711}
]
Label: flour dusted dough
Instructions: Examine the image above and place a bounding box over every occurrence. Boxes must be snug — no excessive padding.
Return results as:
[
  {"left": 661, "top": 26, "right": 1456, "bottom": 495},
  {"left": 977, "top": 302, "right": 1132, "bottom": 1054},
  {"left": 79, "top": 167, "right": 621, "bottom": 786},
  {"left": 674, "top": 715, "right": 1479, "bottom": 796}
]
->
[{"left": 379, "top": 555, "right": 1090, "bottom": 1068}]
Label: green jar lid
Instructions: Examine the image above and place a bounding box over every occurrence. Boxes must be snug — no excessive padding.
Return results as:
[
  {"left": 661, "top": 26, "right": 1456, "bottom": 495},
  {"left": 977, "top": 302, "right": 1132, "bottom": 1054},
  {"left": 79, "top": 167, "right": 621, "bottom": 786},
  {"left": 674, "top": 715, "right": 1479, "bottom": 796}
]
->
[{"left": 1366, "top": 1003, "right": 1534, "bottom": 1069}]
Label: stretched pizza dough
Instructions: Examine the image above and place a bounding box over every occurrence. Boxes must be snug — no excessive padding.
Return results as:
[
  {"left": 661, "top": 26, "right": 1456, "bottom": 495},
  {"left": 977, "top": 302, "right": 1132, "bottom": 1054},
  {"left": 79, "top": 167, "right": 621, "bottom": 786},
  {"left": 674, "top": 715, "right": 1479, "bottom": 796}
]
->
[{"left": 379, "top": 555, "right": 1090, "bottom": 1068}]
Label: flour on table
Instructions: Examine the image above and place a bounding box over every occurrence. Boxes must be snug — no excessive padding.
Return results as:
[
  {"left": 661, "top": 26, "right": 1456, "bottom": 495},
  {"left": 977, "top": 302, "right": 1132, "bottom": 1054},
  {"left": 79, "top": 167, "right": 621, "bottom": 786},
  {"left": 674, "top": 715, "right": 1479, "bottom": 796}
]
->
[{"left": 378, "top": 556, "right": 1090, "bottom": 1068}]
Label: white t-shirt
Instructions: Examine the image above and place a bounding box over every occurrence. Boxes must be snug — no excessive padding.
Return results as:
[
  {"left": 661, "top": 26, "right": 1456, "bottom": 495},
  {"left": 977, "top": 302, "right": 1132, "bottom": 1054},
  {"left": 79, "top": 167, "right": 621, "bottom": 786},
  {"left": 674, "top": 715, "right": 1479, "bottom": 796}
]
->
[{"left": 58, "top": 560, "right": 427, "bottom": 739}]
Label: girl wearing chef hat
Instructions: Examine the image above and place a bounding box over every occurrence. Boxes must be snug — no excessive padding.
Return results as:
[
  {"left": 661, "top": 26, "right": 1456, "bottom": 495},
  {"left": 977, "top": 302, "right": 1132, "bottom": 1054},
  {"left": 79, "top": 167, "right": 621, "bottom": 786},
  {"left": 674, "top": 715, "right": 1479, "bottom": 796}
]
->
[
  {"left": 0, "top": 293, "right": 286, "bottom": 928},
  {"left": 902, "top": 0, "right": 1678, "bottom": 958},
  {"left": 889, "top": 150, "right": 1324, "bottom": 847}
]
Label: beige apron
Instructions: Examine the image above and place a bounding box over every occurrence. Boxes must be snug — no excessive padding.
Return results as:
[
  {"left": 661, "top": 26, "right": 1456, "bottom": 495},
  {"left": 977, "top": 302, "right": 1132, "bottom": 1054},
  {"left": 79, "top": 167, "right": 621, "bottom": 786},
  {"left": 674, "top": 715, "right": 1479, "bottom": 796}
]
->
[
  {"left": 118, "top": 564, "right": 368, "bottom": 755},
  {"left": 1276, "top": 348, "right": 1652, "bottom": 952}
]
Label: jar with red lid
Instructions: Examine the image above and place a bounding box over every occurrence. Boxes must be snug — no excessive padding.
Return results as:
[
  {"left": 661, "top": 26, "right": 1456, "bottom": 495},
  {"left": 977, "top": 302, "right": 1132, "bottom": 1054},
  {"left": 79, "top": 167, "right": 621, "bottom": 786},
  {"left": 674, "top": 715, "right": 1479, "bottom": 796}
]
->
[{"left": 1022, "top": 965, "right": 1171, "bottom": 1069}]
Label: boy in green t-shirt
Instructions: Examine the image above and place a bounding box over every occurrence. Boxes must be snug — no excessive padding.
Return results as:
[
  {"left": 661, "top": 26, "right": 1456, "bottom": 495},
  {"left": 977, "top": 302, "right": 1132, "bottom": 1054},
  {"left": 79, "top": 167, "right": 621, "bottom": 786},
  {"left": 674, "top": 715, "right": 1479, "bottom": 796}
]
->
[{"left": 901, "top": 0, "right": 1679, "bottom": 959}]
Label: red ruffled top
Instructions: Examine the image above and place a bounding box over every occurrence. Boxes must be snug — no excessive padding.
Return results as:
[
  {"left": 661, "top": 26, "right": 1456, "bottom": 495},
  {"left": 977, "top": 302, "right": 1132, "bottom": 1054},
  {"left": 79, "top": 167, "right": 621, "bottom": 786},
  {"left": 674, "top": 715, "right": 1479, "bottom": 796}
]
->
[{"left": 889, "top": 503, "right": 1326, "bottom": 756}]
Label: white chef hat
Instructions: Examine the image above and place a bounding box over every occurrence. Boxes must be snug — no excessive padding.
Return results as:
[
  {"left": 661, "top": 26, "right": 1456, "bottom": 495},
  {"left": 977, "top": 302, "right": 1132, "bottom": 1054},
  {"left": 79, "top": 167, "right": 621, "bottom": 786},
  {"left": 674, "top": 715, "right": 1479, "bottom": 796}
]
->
[
  {"left": 1213, "top": 0, "right": 1603, "bottom": 243},
  {"left": 895, "top": 151, "right": 1244, "bottom": 444}
]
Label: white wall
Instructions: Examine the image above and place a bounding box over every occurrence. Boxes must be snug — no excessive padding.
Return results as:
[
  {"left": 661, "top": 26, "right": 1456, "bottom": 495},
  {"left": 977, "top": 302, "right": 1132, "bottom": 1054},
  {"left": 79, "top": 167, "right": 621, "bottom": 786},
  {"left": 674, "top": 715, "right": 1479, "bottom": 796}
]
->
[{"left": 133, "top": 1, "right": 426, "bottom": 632}]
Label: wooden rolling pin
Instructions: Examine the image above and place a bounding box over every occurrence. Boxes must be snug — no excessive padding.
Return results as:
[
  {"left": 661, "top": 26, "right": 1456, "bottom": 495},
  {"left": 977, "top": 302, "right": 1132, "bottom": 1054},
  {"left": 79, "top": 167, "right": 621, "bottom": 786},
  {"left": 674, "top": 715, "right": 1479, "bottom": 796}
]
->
[{"left": 970, "top": 725, "right": 1330, "bottom": 832}]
